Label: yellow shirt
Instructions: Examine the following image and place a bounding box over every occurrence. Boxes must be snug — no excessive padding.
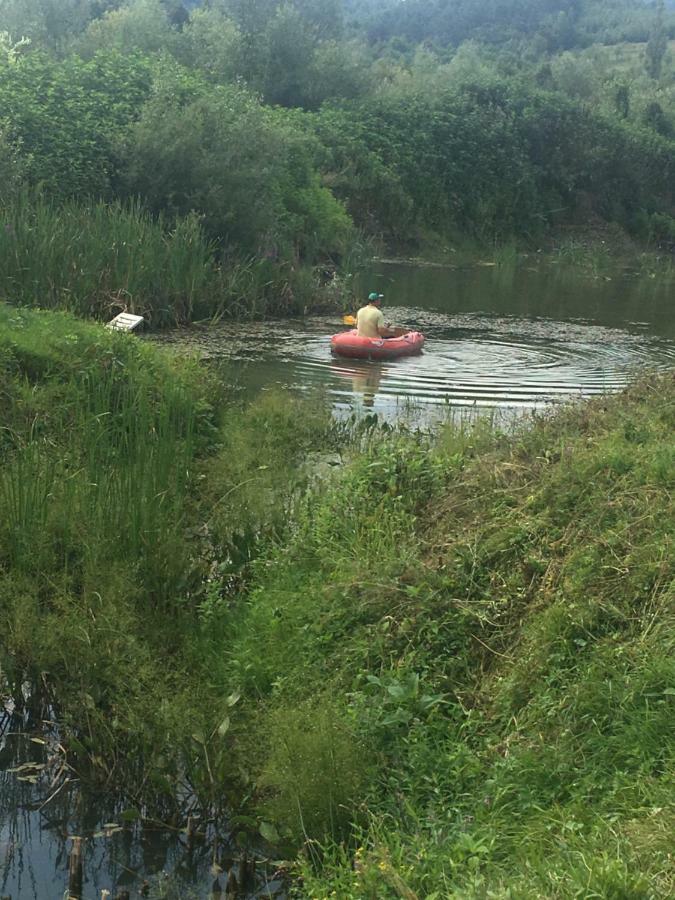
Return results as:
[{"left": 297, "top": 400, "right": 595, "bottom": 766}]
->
[{"left": 356, "top": 304, "right": 385, "bottom": 338}]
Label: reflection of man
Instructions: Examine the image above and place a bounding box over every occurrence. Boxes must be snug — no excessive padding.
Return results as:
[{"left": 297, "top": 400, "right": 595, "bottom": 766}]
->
[
  {"left": 351, "top": 364, "right": 383, "bottom": 408},
  {"left": 356, "top": 292, "right": 397, "bottom": 339}
]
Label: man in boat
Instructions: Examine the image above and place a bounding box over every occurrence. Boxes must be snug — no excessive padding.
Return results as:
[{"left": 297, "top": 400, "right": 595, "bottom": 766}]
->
[{"left": 355, "top": 292, "right": 398, "bottom": 339}]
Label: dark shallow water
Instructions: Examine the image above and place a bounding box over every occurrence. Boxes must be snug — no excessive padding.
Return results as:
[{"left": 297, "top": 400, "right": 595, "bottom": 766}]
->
[
  {"left": 0, "top": 695, "right": 281, "bottom": 899},
  {"left": 153, "top": 261, "right": 675, "bottom": 425}
]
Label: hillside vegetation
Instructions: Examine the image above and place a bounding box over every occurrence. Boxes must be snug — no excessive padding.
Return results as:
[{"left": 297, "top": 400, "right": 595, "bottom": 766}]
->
[{"left": 0, "top": 0, "right": 674, "bottom": 323}]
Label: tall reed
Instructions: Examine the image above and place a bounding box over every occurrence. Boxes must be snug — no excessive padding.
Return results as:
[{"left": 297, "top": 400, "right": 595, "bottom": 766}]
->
[
  {"left": 0, "top": 311, "right": 205, "bottom": 604},
  {"left": 0, "top": 190, "right": 220, "bottom": 326},
  {"left": 0, "top": 191, "right": 348, "bottom": 326}
]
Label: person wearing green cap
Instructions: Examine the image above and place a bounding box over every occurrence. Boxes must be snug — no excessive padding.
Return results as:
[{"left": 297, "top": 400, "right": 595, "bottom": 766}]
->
[{"left": 355, "top": 292, "right": 397, "bottom": 339}]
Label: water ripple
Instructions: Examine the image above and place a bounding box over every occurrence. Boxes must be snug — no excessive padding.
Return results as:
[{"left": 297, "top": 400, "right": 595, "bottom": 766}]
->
[{"left": 151, "top": 309, "right": 675, "bottom": 422}]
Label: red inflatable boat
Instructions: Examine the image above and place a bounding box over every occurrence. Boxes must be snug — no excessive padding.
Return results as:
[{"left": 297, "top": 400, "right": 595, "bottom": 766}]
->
[{"left": 331, "top": 329, "right": 425, "bottom": 361}]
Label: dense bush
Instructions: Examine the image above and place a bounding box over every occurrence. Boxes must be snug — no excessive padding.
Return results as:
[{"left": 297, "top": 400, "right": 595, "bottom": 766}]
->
[
  {"left": 0, "top": 0, "right": 672, "bottom": 314},
  {"left": 311, "top": 78, "right": 674, "bottom": 243},
  {"left": 0, "top": 49, "right": 152, "bottom": 197},
  {"left": 118, "top": 67, "right": 353, "bottom": 256}
]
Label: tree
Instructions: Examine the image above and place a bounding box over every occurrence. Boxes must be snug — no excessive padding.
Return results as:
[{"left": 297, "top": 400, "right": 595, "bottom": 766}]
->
[
  {"left": 551, "top": 51, "right": 599, "bottom": 100},
  {"left": 293, "top": 0, "right": 343, "bottom": 39},
  {"left": 366, "top": 0, "right": 582, "bottom": 48},
  {"left": 643, "top": 100, "right": 673, "bottom": 137},
  {"left": 119, "top": 67, "right": 352, "bottom": 258},
  {"left": 221, "top": 0, "right": 278, "bottom": 36},
  {"left": 614, "top": 82, "right": 630, "bottom": 120},
  {"left": 0, "top": 0, "right": 110, "bottom": 51},
  {"left": 0, "top": 31, "right": 31, "bottom": 62},
  {"left": 310, "top": 104, "right": 413, "bottom": 236},
  {"left": 258, "top": 3, "right": 316, "bottom": 107},
  {"left": 303, "top": 39, "right": 372, "bottom": 108},
  {"left": 176, "top": 5, "right": 242, "bottom": 84},
  {"left": 76, "top": 0, "right": 178, "bottom": 57},
  {"left": 645, "top": 0, "right": 668, "bottom": 79},
  {"left": 0, "top": 122, "right": 28, "bottom": 200},
  {"left": 0, "top": 49, "right": 152, "bottom": 197}
]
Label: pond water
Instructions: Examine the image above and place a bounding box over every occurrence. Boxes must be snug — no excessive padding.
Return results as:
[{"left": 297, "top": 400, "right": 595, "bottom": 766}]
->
[
  {"left": 153, "top": 261, "right": 675, "bottom": 426},
  {"left": 0, "top": 693, "right": 283, "bottom": 899}
]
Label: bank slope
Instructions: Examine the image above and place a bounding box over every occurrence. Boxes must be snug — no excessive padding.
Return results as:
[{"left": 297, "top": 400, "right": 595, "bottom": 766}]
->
[{"left": 219, "top": 374, "right": 674, "bottom": 899}]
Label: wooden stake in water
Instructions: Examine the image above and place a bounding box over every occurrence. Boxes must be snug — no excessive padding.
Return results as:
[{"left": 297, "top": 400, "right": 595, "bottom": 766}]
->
[
  {"left": 240, "top": 851, "right": 256, "bottom": 891},
  {"left": 186, "top": 814, "right": 195, "bottom": 850},
  {"left": 225, "top": 868, "right": 239, "bottom": 897},
  {"left": 68, "top": 836, "right": 83, "bottom": 899}
]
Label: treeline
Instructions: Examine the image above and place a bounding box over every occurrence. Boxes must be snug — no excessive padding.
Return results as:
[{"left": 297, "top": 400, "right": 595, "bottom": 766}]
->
[
  {"left": 363, "top": 0, "right": 675, "bottom": 49},
  {"left": 3, "top": 0, "right": 675, "bottom": 53},
  {"left": 0, "top": 0, "right": 674, "bottom": 322}
]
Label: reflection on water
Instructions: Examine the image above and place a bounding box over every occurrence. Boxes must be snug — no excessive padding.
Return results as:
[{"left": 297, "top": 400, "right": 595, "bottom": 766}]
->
[
  {"left": 332, "top": 360, "right": 384, "bottom": 408},
  {"left": 1, "top": 692, "right": 282, "bottom": 899},
  {"left": 362, "top": 258, "right": 675, "bottom": 335},
  {"left": 151, "top": 259, "right": 675, "bottom": 426}
]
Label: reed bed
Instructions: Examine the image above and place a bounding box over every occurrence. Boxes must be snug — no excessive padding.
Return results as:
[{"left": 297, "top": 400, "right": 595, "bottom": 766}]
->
[
  {"left": 0, "top": 304, "right": 205, "bottom": 603},
  {"left": 0, "top": 192, "right": 337, "bottom": 327},
  {"left": 0, "top": 192, "right": 220, "bottom": 325}
]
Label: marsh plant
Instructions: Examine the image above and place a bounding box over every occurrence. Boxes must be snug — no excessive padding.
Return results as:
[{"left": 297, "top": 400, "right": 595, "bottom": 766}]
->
[
  {"left": 0, "top": 303, "right": 352, "bottom": 804},
  {"left": 0, "top": 192, "right": 351, "bottom": 327}
]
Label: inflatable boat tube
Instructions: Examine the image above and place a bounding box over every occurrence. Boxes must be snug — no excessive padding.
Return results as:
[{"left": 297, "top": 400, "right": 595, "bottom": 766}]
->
[{"left": 331, "top": 329, "right": 425, "bottom": 361}]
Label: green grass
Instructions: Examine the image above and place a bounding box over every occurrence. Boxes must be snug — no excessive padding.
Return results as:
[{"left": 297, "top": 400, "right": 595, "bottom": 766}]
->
[
  {"left": 0, "top": 303, "right": 203, "bottom": 585},
  {"left": 0, "top": 303, "right": 217, "bottom": 788},
  {"left": 0, "top": 303, "right": 345, "bottom": 801}
]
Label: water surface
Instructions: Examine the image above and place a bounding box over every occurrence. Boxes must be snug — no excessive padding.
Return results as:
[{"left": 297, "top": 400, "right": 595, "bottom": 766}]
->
[
  {"left": 154, "top": 261, "right": 675, "bottom": 424},
  {"left": 0, "top": 695, "right": 282, "bottom": 899}
]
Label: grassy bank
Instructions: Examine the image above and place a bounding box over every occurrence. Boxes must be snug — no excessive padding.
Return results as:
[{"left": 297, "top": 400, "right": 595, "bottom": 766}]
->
[
  {"left": 0, "top": 303, "right": 345, "bottom": 809},
  {"left": 212, "top": 373, "right": 674, "bottom": 897},
  {"left": 385, "top": 226, "right": 675, "bottom": 280},
  {"left": 1, "top": 304, "right": 673, "bottom": 897}
]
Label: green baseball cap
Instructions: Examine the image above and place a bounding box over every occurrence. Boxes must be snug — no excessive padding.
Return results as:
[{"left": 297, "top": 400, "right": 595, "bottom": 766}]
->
[{"left": 368, "top": 292, "right": 384, "bottom": 301}]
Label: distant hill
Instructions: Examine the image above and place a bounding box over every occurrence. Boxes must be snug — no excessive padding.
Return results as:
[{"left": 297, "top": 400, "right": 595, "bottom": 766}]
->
[
  {"left": 361, "top": 0, "right": 674, "bottom": 48},
  {"left": 169, "top": 0, "right": 675, "bottom": 49}
]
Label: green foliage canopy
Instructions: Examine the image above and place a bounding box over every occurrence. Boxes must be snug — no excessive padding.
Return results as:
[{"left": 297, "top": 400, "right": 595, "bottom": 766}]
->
[
  {"left": 118, "top": 65, "right": 352, "bottom": 258},
  {"left": 0, "top": 49, "right": 151, "bottom": 196},
  {"left": 0, "top": 0, "right": 673, "bottom": 273}
]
